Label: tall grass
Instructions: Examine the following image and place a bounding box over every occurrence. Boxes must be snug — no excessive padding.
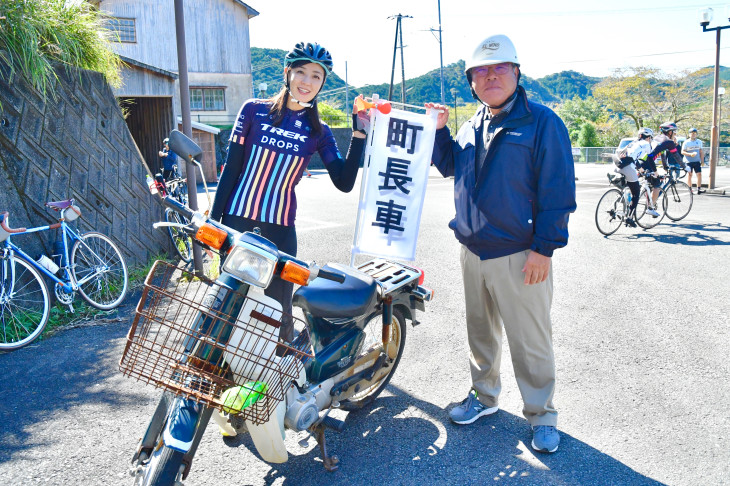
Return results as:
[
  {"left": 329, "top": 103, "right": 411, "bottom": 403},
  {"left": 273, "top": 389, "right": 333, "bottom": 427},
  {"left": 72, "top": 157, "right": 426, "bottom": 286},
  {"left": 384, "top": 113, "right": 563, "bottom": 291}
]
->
[{"left": 0, "top": 0, "right": 121, "bottom": 103}]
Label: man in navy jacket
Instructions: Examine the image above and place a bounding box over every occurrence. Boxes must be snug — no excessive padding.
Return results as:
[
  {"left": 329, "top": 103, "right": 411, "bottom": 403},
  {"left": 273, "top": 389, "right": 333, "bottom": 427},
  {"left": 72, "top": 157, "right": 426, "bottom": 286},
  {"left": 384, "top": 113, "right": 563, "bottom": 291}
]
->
[{"left": 425, "top": 34, "right": 576, "bottom": 453}]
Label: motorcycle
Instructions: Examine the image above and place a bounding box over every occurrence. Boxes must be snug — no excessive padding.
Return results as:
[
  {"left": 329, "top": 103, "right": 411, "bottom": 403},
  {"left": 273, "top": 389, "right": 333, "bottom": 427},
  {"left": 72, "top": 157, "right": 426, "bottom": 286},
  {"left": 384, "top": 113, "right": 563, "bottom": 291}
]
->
[{"left": 120, "top": 131, "right": 433, "bottom": 485}]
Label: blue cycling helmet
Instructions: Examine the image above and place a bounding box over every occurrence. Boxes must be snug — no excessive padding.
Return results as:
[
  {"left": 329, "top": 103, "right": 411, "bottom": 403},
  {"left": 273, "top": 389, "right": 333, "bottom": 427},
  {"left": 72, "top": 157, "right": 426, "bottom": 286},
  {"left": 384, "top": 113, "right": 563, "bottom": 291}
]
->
[{"left": 285, "top": 42, "right": 333, "bottom": 75}]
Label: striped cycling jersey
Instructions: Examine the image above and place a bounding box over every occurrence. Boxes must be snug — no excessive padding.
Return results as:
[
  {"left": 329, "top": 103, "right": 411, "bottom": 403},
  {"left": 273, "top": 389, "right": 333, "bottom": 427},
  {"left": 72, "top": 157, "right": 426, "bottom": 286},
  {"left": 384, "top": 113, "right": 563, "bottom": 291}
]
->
[{"left": 224, "top": 99, "right": 342, "bottom": 226}]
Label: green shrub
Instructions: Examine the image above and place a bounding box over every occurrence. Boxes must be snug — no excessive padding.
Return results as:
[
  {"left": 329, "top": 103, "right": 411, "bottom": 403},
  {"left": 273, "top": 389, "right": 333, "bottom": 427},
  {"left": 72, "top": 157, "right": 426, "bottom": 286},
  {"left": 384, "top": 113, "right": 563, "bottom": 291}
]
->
[{"left": 0, "top": 0, "right": 121, "bottom": 103}]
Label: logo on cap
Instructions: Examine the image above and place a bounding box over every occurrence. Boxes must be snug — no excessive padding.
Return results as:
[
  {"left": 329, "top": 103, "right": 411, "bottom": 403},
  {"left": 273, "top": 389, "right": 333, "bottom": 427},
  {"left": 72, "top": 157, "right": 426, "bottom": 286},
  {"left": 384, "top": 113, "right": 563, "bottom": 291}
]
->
[{"left": 482, "top": 41, "right": 500, "bottom": 51}]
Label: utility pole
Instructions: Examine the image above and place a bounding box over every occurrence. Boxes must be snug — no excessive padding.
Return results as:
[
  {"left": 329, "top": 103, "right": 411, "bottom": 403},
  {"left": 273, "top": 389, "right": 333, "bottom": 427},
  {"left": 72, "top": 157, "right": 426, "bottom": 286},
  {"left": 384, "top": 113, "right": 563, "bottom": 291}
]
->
[
  {"left": 388, "top": 14, "right": 411, "bottom": 105},
  {"left": 174, "top": 0, "right": 203, "bottom": 274},
  {"left": 437, "top": 0, "right": 445, "bottom": 104}
]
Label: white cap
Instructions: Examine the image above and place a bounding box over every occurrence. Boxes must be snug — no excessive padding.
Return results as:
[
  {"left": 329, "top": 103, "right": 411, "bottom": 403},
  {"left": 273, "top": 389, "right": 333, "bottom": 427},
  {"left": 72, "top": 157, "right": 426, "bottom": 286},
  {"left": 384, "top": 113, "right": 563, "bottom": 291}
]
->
[{"left": 465, "top": 34, "right": 519, "bottom": 73}]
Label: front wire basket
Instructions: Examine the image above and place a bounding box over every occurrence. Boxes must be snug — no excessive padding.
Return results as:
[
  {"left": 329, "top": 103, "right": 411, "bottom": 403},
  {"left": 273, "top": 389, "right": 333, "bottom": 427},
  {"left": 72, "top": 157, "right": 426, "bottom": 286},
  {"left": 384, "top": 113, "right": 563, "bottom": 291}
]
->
[{"left": 119, "top": 261, "right": 313, "bottom": 424}]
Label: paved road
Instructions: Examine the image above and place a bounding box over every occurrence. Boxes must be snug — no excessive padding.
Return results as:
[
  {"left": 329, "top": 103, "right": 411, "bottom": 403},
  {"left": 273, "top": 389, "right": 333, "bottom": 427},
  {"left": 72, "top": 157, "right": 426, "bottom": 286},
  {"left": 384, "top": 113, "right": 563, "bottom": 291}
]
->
[{"left": 1, "top": 164, "right": 729, "bottom": 485}]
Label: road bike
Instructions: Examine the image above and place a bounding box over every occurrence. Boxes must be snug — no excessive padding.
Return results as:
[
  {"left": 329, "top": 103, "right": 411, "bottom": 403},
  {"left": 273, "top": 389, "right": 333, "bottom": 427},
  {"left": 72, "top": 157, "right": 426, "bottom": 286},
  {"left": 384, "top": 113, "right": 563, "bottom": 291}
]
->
[
  {"left": 595, "top": 172, "right": 664, "bottom": 234},
  {"left": 0, "top": 200, "right": 129, "bottom": 351}
]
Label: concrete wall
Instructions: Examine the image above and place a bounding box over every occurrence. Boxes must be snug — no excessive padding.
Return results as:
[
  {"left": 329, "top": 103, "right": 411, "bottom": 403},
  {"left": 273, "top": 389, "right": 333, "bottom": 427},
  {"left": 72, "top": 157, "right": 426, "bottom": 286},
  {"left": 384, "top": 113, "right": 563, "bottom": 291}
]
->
[
  {"left": 308, "top": 127, "right": 357, "bottom": 169},
  {"left": 0, "top": 61, "right": 172, "bottom": 267}
]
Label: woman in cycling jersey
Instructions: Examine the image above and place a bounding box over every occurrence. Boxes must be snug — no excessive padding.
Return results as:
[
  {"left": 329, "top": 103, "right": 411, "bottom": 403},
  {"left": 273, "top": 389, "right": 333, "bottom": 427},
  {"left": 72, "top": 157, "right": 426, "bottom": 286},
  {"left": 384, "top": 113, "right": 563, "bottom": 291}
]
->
[
  {"left": 616, "top": 127, "right": 654, "bottom": 226},
  {"left": 210, "top": 41, "right": 367, "bottom": 343}
]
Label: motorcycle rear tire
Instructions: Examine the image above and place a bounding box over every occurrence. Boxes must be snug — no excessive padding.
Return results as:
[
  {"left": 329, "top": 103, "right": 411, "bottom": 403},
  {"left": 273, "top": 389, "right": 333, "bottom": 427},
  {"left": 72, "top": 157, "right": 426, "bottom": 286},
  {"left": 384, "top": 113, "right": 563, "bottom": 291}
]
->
[
  {"left": 137, "top": 443, "right": 184, "bottom": 486},
  {"left": 340, "top": 309, "right": 406, "bottom": 411}
]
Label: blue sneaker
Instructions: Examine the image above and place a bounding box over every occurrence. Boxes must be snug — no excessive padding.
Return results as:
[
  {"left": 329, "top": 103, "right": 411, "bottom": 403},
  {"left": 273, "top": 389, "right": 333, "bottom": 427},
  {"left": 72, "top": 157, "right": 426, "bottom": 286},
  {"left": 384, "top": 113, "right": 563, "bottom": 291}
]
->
[
  {"left": 449, "top": 390, "right": 498, "bottom": 424},
  {"left": 531, "top": 425, "right": 560, "bottom": 453}
]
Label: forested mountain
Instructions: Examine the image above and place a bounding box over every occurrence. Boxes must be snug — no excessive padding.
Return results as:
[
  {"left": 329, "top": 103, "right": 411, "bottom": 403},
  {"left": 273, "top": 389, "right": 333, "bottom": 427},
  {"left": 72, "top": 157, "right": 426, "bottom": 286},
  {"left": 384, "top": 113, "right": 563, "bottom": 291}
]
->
[
  {"left": 539, "top": 70, "right": 602, "bottom": 99},
  {"left": 252, "top": 47, "right": 601, "bottom": 109}
]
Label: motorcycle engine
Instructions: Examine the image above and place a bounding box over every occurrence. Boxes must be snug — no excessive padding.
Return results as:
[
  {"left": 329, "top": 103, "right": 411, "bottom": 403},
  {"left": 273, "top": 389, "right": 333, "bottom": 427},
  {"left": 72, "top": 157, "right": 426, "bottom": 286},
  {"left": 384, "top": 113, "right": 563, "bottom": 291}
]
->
[{"left": 284, "top": 393, "right": 319, "bottom": 431}]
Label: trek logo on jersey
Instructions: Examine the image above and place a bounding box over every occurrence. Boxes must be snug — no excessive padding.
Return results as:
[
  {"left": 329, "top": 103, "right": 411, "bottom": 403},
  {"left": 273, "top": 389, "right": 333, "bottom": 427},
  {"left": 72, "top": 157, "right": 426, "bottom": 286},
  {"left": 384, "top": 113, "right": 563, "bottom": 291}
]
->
[{"left": 259, "top": 123, "right": 308, "bottom": 152}]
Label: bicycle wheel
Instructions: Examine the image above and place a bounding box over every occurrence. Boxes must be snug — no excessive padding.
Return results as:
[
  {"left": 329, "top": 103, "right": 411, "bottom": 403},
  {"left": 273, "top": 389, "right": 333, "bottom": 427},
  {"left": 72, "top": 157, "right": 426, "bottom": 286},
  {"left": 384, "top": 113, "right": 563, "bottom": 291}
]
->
[
  {"left": 595, "top": 188, "right": 625, "bottom": 236},
  {"left": 636, "top": 187, "right": 666, "bottom": 229},
  {"left": 340, "top": 309, "right": 406, "bottom": 411},
  {"left": 164, "top": 208, "right": 192, "bottom": 263},
  {"left": 663, "top": 181, "right": 693, "bottom": 221},
  {"left": 70, "top": 232, "right": 129, "bottom": 310},
  {"left": 0, "top": 255, "right": 51, "bottom": 350}
]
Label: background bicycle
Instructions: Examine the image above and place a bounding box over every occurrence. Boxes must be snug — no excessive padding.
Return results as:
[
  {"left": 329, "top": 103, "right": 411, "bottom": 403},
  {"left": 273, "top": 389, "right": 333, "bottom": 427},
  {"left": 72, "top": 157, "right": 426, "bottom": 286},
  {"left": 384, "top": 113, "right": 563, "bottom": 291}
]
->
[
  {"left": 0, "top": 199, "right": 129, "bottom": 351},
  {"left": 154, "top": 170, "right": 192, "bottom": 263},
  {"left": 595, "top": 173, "right": 664, "bottom": 235}
]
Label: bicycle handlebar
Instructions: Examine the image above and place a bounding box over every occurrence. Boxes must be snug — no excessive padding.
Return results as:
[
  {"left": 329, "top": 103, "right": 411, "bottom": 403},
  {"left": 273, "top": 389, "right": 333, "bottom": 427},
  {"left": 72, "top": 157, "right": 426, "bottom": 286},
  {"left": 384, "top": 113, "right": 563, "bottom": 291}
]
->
[{"left": 0, "top": 212, "right": 26, "bottom": 233}]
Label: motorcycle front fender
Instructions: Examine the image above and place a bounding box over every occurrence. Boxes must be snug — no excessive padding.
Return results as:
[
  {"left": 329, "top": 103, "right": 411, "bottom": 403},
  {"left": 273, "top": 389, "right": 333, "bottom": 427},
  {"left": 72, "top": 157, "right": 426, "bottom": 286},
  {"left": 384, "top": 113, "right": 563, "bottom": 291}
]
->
[{"left": 246, "top": 398, "right": 288, "bottom": 463}]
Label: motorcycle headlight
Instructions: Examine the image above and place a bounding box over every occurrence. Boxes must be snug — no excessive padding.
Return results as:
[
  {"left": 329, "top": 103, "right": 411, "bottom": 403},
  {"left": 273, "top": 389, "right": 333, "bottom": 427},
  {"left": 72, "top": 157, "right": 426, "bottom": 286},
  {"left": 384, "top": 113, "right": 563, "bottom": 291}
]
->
[{"left": 222, "top": 241, "right": 277, "bottom": 288}]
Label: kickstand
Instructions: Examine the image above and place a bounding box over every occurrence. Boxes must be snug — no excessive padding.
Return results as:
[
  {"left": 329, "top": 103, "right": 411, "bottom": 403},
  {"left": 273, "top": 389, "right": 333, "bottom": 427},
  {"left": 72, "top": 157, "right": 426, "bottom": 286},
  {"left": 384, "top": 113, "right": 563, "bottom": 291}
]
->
[{"left": 313, "top": 424, "right": 339, "bottom": 472}]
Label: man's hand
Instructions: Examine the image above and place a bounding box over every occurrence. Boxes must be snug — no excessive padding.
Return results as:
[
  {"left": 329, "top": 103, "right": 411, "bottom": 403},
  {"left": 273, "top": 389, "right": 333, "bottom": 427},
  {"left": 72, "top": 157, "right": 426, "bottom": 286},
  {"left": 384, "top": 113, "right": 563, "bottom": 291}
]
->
[
  {"left": 522, "top": 250, "right": 551, "bottom": 285},
  {"left": 424, "top": 102, "right": 449, "bottom": 129}
]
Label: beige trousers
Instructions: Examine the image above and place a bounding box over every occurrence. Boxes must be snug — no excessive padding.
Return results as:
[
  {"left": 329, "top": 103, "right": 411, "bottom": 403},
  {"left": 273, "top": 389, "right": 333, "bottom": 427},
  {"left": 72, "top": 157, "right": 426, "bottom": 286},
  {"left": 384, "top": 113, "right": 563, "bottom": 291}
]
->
[{"left": 460, "top": 246, "right": 557, "bottom": 426}]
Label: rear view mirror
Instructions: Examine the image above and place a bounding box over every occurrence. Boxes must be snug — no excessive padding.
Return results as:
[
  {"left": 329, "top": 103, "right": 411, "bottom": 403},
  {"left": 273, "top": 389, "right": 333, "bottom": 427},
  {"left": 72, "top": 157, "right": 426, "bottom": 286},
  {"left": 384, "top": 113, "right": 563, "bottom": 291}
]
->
[{"left": 168, "top": 129, "right": 202, "bottom": 164}]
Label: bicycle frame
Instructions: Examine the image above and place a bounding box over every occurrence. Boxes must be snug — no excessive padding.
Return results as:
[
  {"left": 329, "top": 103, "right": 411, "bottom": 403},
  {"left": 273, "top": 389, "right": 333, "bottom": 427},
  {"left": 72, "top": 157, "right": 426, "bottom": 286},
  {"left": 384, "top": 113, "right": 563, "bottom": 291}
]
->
[{"left": 1, "top": 220, "right": 103, "bottom": 293}]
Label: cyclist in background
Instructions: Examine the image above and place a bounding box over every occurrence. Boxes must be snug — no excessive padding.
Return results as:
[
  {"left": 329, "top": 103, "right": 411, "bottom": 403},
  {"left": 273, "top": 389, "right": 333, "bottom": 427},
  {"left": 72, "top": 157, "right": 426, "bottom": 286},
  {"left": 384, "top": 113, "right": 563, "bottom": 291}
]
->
[
  {"left": 639, "top": 122, "right": 682, "bottom": 215},
  {"left": 616, "top": 127, "right": 655, "bottom": 224},
  {"left": 159, "top": 138, "right": 178, "bottom": 181}
]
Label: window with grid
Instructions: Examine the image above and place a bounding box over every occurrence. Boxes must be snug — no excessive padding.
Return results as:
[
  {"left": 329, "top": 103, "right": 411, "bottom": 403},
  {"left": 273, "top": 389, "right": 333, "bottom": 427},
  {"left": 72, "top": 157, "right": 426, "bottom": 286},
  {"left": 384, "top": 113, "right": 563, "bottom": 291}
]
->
[
  {"left": 189, "top": 88, "right": 226, "bottom": 111},
  {"left": 106, "top": 17, "right": 136, "bottom": 43}
]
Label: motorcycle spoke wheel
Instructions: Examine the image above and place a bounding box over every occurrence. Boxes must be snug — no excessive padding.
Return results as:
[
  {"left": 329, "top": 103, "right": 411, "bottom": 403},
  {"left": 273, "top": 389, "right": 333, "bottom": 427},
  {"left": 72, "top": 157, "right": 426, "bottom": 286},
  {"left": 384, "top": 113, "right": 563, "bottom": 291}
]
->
[{"left": 340, "top": 309, "right": 406, "bottom": 411}]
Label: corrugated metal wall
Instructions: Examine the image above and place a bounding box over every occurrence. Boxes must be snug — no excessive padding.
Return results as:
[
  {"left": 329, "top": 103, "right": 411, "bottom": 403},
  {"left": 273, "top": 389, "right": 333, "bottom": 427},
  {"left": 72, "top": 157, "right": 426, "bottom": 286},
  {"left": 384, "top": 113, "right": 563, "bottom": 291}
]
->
[{"left": 123, "top": 97, "right": 174, "bottom": 173}]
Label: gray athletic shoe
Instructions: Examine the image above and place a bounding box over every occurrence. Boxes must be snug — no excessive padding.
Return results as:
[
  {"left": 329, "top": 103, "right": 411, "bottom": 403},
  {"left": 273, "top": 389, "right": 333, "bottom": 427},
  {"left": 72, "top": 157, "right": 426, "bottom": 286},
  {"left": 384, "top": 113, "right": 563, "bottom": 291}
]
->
[
  {"left": 531, "top": 425, "right": 560, "bottom": 453},
  {"left": 449, "top": 390, "right": 498, "bottom": 424}
]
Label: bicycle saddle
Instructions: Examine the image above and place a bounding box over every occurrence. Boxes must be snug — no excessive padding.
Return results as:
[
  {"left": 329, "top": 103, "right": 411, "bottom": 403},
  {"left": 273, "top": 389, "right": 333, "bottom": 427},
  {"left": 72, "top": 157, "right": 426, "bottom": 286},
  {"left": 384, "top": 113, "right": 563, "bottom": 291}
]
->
[{"left": 46, "top": 199, "right": 74, "bottom": 211}]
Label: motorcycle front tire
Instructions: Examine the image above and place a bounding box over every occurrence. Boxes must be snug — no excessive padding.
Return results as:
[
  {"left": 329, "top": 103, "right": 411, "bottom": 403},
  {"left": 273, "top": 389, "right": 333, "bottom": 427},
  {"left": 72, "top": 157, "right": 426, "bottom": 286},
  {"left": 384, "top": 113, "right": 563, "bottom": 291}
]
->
[
  {"left": 340, "top": 309, "right": 407, "bottom": 411},
  {"left": 136, "top": 442, "right": 184, "bottom": 486}
]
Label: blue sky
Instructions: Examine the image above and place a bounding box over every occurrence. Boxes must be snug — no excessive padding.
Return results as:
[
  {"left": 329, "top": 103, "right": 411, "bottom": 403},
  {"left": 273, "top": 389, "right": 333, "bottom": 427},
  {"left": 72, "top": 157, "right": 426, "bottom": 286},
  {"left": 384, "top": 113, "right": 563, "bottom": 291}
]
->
[{"left": 249, "top": 0, "right": 730, "bottom": 89}]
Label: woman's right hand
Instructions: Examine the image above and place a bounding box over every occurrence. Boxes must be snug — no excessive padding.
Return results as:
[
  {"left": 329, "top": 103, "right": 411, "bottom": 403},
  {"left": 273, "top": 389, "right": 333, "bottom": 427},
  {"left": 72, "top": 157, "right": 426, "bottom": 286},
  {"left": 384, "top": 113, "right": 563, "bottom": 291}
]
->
[{"left": 424, "top": 103, "right": 449, "bottom": 129}]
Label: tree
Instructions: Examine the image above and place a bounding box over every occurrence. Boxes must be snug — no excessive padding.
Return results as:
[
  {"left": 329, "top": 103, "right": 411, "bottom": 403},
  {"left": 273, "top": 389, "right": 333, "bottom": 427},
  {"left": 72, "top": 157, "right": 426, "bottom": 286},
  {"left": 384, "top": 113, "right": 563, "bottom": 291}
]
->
[
  {"left": 592, "top": 67, "right": 660, "bottom": 130},
  {"left": 555, "top": 95, "right": 607, "bottom": 143},
  {"left": 577, "top": 123, "right": 599, "bottom": 148}
]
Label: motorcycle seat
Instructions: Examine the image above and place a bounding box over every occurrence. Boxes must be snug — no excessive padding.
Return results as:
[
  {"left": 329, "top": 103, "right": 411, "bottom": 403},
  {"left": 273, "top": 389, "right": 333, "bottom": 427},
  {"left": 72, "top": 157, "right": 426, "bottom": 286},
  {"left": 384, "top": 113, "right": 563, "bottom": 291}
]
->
[{"left": 293, "top": 263, "right": 378, "bottom": 319}]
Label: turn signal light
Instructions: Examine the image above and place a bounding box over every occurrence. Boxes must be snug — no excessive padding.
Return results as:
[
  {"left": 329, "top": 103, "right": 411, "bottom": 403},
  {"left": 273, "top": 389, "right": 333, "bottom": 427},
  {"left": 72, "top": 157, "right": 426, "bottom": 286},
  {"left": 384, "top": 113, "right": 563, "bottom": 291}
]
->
[
  {"left": 280, "top": 261, "right": 311, "bottom": 286},
  {"left": 195, "top": 224, "right": 228, "bottom": 250}
]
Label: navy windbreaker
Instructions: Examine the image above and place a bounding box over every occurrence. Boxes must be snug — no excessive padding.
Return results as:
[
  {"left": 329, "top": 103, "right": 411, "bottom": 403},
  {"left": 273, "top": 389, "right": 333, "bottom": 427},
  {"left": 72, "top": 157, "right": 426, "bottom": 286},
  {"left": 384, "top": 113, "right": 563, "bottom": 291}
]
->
[{"left": 431, "top": 86, "right": 576, "bottom": 259}]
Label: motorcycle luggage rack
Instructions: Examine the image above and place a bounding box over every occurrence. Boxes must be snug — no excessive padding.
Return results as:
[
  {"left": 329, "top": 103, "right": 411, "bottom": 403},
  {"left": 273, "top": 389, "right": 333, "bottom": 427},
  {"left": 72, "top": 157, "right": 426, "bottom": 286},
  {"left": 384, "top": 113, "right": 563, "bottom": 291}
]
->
[
  {"left": 357, "top": 258, "right": 421, "bottom": 294},
  {"left": 119, "top": 261, "right": 313, "bottom": 425}
]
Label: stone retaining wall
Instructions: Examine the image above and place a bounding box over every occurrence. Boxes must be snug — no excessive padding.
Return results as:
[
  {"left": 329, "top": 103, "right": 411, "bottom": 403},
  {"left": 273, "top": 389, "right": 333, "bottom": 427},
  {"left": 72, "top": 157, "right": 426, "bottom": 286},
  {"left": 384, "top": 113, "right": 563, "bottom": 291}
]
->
[{"left": 0, "top": 62, "right": 171, "bottom": 267}]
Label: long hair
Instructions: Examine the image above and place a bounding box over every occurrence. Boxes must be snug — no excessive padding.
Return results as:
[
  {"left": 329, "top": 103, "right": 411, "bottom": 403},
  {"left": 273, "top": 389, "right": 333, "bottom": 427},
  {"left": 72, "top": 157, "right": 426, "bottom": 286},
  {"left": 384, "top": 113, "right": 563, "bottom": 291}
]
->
[{"left": 268, "top": 61, "right": 324, "bottom": 135}]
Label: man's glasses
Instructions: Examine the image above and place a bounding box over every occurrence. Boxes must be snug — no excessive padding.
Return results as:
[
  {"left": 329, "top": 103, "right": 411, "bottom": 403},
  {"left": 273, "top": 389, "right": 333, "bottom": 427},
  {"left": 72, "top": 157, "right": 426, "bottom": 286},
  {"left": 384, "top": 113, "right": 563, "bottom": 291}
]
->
[{"left": 472, "top": 63, "right": 513, "bottom": 77}]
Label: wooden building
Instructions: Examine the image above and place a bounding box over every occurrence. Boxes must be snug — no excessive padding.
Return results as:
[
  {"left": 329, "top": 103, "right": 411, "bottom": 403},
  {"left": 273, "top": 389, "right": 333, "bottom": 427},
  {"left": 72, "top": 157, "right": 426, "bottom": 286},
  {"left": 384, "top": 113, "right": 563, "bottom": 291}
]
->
[{"left": 91, "top": 0, "right": 258, "bottom": 179}]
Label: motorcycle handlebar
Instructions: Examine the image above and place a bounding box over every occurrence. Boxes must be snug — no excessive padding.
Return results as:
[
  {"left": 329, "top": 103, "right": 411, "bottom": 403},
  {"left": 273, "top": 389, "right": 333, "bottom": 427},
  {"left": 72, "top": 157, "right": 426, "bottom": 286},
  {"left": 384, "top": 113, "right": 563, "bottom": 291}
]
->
[
  {"left": 159, "top": 196, "right": 346, "bottom": 285},
  {"left": 318, "top": 268, "right": 346, "bottom": 283}
]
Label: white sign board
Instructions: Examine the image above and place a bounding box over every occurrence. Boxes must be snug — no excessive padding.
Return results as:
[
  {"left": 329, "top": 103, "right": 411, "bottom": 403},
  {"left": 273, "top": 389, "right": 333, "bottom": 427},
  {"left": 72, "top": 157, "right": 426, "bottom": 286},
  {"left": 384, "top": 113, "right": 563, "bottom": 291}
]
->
[{"left": 351, "top": 107, "right": 438, "bottom": 262}]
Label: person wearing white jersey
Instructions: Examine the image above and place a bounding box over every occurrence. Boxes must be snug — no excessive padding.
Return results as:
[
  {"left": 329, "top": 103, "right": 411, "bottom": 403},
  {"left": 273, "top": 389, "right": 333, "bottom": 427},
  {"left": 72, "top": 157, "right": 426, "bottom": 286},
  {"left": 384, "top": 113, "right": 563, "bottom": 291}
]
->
[{"left": 616, "top": 127, "right": 656, "bottom": 224}]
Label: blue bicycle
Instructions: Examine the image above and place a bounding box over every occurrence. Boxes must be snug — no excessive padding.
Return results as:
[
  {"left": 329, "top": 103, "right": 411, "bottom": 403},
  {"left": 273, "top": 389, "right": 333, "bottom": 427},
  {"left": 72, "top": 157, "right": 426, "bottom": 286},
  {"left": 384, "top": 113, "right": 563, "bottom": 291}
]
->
[{"left": 0, "top": 199, "right": 129, "bottom": 351}]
